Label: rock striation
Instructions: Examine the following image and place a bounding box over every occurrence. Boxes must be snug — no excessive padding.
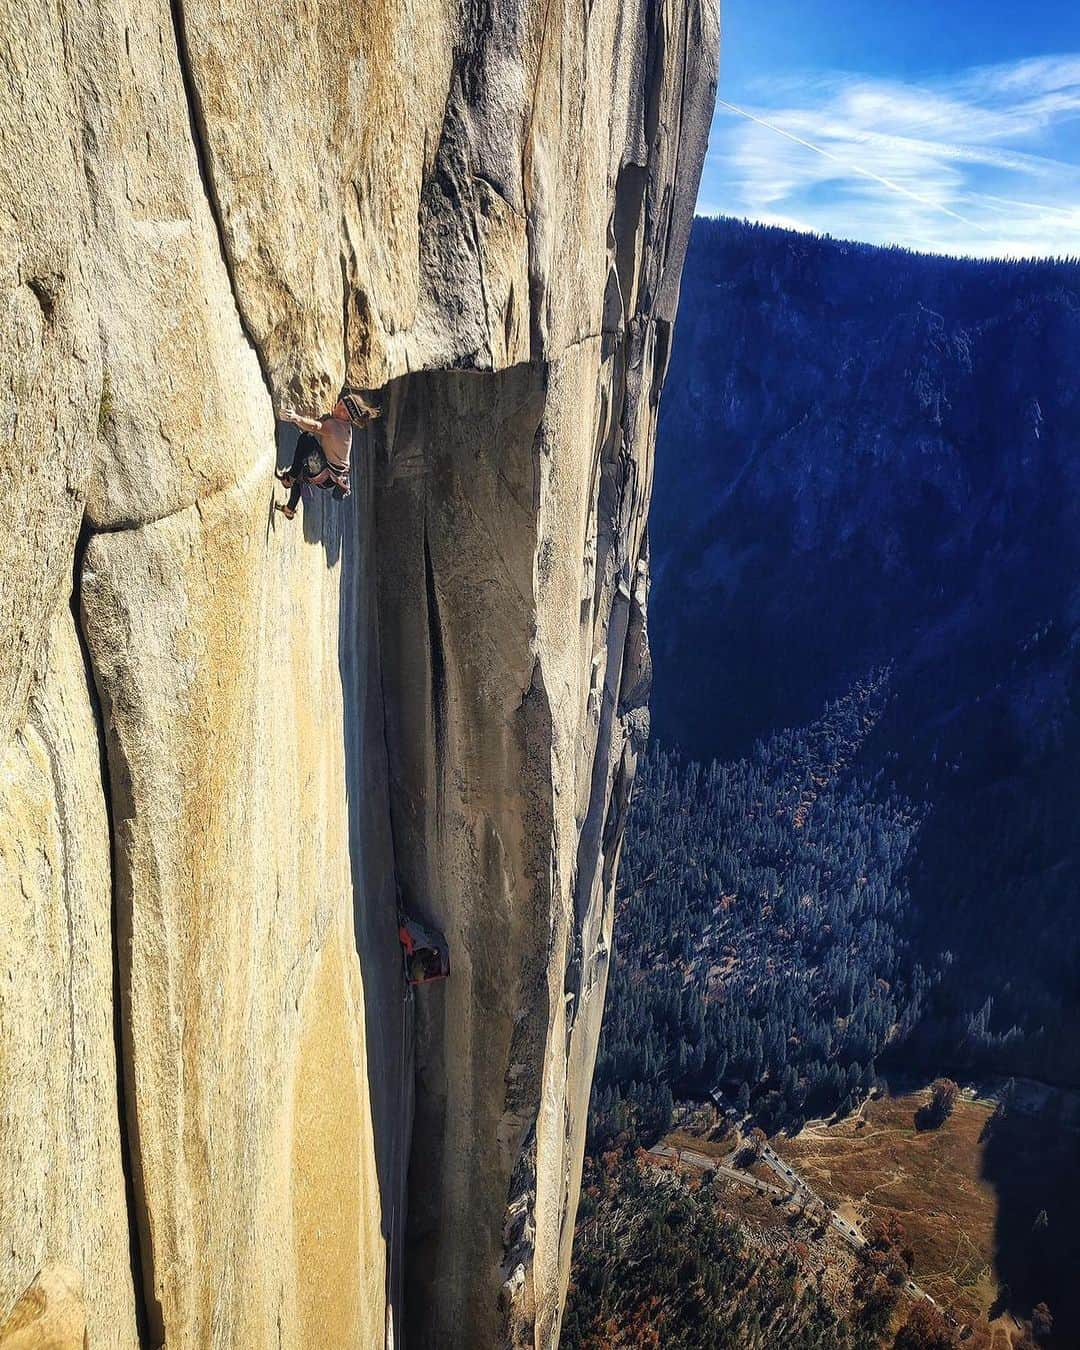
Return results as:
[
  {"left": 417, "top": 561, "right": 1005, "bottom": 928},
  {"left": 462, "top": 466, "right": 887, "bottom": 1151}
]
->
[{"left": 0, "top": 0, "right": 716, "bottom": 1344}]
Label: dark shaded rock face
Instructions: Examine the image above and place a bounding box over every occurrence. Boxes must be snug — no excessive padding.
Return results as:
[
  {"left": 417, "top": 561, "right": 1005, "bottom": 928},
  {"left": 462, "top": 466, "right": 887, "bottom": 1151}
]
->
[{"left": 650, "top": 218, "right": 1080, "bottom": 1081}]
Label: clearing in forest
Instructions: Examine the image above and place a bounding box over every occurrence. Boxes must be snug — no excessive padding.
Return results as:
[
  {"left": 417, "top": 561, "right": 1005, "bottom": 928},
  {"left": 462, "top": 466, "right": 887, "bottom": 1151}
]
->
[{"left": 772, "top": 1087, "right": 1080, "bottom": 1346}]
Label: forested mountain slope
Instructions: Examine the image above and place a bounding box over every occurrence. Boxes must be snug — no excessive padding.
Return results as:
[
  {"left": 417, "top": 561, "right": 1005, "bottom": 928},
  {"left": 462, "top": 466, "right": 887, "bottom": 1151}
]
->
[
  {"left": 649, "top": 219, "right": 1080, "bottom": 1083},
  {"left": 591, "top": 679, "right": 928, "bottom": 1145}
]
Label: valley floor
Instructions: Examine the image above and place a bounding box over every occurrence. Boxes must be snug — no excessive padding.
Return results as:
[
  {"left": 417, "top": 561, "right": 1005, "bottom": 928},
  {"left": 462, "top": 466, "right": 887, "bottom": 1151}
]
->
[{"left": 649, "top": 1083, "right": 1080, "bottom": 1348}]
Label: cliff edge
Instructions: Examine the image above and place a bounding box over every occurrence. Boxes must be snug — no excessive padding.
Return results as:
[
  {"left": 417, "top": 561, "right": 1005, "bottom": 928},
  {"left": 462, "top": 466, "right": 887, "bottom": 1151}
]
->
[{"left": 0, "top": 0, "right": 717, "bottom": 1345}]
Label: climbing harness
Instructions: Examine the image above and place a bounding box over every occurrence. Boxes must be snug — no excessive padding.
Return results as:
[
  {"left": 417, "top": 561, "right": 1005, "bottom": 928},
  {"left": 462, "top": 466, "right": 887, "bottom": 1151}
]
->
[{"left": 294, "top": 433, "right": 351, "bottom": 496}]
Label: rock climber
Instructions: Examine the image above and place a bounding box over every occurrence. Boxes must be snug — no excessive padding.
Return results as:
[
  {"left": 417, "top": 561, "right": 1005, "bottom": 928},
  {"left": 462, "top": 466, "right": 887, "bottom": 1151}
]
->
[
  {"left": 398, "top": 913, "right": 451, "bottom": 985},
  {"left": 275, "top": 392, "right": 379, "bottom": 519}
]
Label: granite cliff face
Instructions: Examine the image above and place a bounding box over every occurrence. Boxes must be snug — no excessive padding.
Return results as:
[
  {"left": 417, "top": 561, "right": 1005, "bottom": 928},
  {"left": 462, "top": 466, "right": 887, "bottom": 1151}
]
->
[{"left": 0, "top": 1, "right": 716, "bottom": 1346}]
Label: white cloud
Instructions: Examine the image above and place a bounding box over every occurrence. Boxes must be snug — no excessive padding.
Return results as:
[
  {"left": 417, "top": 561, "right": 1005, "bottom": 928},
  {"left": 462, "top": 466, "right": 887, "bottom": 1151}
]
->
[{"left": 702, "top": 55, "right": 1080, "bottom": 257}]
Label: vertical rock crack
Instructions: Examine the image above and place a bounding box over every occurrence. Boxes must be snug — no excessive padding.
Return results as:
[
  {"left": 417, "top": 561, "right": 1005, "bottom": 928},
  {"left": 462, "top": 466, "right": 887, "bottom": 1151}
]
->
[{"left": 71, "top": 521, "right": 161, "bottom": 1346}]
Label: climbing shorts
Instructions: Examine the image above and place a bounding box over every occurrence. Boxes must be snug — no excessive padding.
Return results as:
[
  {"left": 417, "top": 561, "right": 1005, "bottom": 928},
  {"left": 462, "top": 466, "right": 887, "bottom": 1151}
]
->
[{"left": 296, "top": 433, "right": 328, "bottom": 482}]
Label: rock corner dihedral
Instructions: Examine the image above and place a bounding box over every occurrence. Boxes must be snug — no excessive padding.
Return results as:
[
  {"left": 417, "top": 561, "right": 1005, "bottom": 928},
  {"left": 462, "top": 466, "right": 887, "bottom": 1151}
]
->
[{"left": 0, "top": 0, "right": 717, "bottom": 1345}]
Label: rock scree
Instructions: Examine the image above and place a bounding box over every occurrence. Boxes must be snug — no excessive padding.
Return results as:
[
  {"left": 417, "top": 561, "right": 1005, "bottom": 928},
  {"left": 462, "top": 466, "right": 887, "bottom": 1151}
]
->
[{"left": 0, "top": 0, "right": 717, "bottom": 1345}]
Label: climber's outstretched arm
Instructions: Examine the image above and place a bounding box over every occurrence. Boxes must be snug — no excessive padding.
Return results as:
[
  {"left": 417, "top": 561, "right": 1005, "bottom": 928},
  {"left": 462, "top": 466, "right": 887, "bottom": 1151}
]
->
[{"left": 279, "top": 407, "right": 323, "bottom": 433}]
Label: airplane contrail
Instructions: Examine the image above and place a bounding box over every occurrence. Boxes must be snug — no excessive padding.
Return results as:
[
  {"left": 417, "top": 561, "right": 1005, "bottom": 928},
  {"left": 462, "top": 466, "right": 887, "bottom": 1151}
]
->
[{"left": 716, "top": 97, "right": 989, "bottom": 233}]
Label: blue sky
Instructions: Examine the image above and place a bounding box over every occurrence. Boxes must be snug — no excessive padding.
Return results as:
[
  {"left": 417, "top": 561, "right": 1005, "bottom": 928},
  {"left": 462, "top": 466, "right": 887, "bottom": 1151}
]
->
[{"left": 699, "top": 0, "right": 1080, "bottom": 257}]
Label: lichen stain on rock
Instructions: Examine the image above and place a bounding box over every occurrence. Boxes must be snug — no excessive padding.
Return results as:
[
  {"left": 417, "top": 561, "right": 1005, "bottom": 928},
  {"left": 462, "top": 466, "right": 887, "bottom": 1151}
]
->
[{"left": 291, "top": 930, "right": 383, "bottom": 1349}]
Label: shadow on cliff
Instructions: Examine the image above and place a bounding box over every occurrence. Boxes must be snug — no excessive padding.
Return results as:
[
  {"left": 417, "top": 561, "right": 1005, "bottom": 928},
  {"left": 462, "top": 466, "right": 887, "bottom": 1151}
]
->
[
  {"left": 265, "top": 417, "right": 408, "bottom": 1330},
  {"left": 329, "top": 418, "right": 412, "bottom": 1340}
]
